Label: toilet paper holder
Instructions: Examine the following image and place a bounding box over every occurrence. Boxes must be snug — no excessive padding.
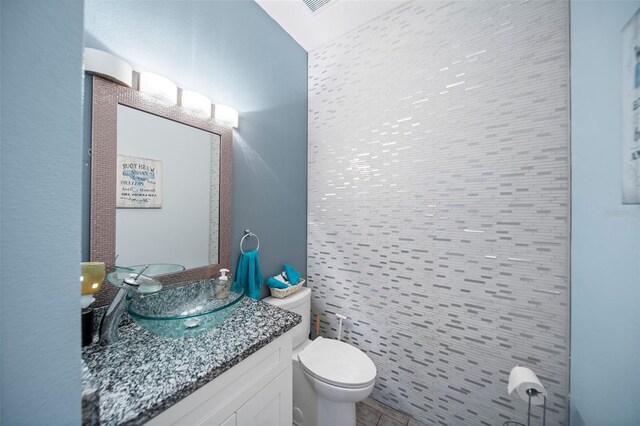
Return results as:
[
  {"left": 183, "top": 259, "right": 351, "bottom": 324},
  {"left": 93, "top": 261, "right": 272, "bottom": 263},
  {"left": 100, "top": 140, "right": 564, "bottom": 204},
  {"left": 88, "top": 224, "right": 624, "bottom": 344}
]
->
[
  {"left": 506, "top": 366, "right": 547, "bottom": 426},
  {"left": 523, "top": 388, "right": 546, "bottom": 426},
  {"left": 503, "top": 389, "right": 546, "bottom": 426}
]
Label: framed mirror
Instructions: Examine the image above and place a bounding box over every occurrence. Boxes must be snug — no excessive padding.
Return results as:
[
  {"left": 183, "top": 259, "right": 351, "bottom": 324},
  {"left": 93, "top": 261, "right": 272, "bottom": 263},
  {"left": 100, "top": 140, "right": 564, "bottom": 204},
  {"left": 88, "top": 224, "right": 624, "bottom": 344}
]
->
[{"left": 90, "top": 77, "right": 232, "bottom": 306}]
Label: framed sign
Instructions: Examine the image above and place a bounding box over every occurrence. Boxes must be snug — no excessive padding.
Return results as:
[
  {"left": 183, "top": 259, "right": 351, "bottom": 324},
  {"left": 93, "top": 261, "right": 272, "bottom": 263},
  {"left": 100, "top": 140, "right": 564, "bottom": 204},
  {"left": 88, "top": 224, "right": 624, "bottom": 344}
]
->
[
  {"left": 622, "top": 8, "right": 640, "bottom": 204},
  {"left": 116, "top": 155, "right": 163, "bottom": 208}
]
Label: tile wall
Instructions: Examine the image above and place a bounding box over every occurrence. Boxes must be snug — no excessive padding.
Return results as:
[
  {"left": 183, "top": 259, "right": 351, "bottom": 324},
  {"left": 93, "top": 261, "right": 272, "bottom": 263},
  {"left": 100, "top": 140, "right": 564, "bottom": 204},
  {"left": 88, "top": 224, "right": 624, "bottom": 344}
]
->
[{"left": 307, "top": 1, "right": 570, "bottom": 424}]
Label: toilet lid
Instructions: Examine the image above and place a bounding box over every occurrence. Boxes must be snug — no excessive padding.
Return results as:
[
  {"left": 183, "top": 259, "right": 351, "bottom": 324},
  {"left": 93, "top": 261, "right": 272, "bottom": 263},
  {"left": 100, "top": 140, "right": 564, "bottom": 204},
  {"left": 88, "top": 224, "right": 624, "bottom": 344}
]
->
[{"left": 298, "top": 337, "right": 377, "bottom": 388}]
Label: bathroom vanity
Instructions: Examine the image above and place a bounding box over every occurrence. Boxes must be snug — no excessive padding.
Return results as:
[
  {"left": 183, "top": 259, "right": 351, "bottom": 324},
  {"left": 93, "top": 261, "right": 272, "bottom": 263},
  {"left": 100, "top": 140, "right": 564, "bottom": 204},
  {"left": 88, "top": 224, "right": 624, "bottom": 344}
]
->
[
  {"left": 82, "top": 298, "right": 300, "bottom": 425},
  {"left": 81, "top": 75, "right": 302, "bottom": 425},
  {"left": 148, "top": 332, "right": 291, "bottom": 426}
]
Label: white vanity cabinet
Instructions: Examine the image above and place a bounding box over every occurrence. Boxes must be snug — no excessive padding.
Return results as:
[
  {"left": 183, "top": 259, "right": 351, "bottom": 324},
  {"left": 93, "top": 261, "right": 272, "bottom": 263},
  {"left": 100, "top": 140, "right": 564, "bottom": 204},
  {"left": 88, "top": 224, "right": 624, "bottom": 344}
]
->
[
  {"left": 235, "top": 367, "right": 292, "bottom": 426},
  {"left": 146, "top": 332, "right": 293, "bottom": 426}
]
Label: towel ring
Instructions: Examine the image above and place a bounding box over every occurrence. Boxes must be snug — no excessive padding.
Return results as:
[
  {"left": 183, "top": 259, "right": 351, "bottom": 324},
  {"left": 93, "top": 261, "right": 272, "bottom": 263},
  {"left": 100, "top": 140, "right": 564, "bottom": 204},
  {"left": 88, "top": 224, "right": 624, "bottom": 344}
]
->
[{"left": 240, "top": 230, "right": 260, "bottom": 254}]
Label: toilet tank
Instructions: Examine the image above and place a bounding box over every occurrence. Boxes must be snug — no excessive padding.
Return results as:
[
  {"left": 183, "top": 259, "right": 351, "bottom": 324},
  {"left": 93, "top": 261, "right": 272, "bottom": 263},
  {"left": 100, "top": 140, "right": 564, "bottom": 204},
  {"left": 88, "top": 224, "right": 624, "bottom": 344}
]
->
[{"left": 263, "top": 287, "right": 310, "bottom": 348}]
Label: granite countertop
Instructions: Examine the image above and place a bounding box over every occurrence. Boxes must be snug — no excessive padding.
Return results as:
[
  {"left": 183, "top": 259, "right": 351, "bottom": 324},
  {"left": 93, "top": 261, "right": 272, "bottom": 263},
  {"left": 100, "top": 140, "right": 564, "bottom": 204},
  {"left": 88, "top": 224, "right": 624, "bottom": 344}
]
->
[{"left": 82, "top": 298, "right": 301, "bottom": 426}]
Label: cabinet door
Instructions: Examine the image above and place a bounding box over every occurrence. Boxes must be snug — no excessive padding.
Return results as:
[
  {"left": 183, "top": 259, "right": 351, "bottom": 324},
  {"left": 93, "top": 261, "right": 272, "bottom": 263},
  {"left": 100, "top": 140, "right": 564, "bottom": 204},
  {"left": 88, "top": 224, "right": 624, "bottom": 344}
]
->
[
  {"left": 219, "top": 413, "right": 237, "bottom": 426},
  {"left": 236, "top": 367, "right": 292, "bottom": 426}
]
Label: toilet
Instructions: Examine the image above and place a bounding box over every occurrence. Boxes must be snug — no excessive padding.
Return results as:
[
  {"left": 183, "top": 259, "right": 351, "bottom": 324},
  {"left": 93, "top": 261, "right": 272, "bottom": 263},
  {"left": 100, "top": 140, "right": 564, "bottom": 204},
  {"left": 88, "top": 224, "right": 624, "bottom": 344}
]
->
[{"left": 264, "top": 287, "right": 377, "bottom": 426}]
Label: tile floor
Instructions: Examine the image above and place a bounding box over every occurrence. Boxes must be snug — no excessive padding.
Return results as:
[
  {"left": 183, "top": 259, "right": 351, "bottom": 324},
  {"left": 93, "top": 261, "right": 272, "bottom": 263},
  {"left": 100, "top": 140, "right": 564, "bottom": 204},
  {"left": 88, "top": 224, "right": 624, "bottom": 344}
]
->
[{"left": 357, "top": 397, "right": 428, "bottom": 426}]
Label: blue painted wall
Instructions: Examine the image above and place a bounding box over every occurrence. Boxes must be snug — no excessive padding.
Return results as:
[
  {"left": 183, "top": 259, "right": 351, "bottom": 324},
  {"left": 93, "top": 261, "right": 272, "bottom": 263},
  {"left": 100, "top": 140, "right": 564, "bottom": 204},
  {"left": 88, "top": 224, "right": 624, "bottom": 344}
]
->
[
  {"left": 571, "top": 1, "right": 640, "bottom": 424},
  {"left": 83, "top": 0, "right": 308, "bottom": 297},
  {"left": 0, "top": 0, "right": 85, "bottom": 424}
]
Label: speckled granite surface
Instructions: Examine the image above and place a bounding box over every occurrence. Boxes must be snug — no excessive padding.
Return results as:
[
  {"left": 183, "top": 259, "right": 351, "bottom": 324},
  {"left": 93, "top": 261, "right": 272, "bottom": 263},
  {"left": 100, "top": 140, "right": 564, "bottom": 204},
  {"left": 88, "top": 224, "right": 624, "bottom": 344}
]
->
[
  {"left": 82, "top": 360, "right": 100, "bottom": 426},
  {"left": 82, "top": 298, "right": 300, "bottom": 426}
]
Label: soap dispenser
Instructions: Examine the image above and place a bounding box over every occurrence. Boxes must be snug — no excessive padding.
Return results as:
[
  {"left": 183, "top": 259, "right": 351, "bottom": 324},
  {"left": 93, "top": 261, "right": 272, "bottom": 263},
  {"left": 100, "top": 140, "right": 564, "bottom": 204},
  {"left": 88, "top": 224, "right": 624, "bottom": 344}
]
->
[{"left": 215, "top": 268, "right": 231, "bottom": 300}]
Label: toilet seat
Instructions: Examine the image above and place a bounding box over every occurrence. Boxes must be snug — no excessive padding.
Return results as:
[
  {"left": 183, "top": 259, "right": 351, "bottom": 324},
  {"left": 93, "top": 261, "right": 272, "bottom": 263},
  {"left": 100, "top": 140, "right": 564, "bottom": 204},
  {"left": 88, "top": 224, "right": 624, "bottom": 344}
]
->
[{"left": 297, "top": 337, "right": 377, "bottom": 389}]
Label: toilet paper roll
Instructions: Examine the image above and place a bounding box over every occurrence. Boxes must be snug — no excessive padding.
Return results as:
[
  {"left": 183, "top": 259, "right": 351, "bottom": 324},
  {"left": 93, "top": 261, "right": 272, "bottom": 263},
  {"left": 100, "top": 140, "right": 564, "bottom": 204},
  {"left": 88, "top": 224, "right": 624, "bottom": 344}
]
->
[{"left": 508, "top": 366, "right": 546, "bottom": 406}]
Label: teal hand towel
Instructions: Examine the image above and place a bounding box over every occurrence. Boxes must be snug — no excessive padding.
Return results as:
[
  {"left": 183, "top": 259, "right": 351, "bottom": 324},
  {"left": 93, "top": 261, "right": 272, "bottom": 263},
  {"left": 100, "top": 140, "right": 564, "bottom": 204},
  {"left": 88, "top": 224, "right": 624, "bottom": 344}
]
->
[
  {"left": 284, "top": 264, "right": 301, "bottom": 285},
  {"left": 236, "top": 250, "right": 262, "bottom": 299},
  {"left": 267, "top": 276, "right": 289, "bottom": 289}
]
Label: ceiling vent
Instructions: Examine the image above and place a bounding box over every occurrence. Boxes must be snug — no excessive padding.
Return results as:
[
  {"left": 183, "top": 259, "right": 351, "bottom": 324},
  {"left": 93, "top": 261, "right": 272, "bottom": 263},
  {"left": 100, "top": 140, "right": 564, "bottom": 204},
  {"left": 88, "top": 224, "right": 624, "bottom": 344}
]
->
[{"left": 302, "top": 0, "right": 333, "bottom": 13}]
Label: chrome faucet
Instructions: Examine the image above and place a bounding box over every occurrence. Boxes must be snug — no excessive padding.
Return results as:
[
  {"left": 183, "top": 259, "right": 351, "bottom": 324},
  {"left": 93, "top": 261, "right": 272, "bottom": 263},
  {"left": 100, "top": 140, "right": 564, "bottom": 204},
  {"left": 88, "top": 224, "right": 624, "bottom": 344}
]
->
[{"left": 99, "top": 265, "right": 149, "bottom": 345}]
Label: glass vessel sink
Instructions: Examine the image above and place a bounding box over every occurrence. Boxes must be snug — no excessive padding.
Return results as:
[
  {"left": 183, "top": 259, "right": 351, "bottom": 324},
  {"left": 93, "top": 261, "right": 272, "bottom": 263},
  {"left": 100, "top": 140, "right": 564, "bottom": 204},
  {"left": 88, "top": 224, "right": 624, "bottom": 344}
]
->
[{"left": 128, "top": 280, "right": 245, "bottom": 338}]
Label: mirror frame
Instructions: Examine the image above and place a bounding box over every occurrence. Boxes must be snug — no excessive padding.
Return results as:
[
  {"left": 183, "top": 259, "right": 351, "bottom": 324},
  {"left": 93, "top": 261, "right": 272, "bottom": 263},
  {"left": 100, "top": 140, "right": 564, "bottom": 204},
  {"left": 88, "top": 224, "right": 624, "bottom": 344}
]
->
[{"left": 90, "top": 76, "right": 232, "bottom": 306}]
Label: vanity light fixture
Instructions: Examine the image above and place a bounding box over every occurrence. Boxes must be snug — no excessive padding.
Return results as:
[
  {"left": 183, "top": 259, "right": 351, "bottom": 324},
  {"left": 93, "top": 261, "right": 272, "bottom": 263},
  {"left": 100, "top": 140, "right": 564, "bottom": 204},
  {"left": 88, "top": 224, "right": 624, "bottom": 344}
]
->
[
  {"left": 83, "top": 48, "right": 240, "bottom": 126},
  {"left": 83, "top": 48, "right": 133, "bottom": 87},
  {"left": 214, "top": 104, "right": 239, "bottom": 128},
  {"left": 139, "top": 72, "right": 178, "bottom": 104},
  {"left": 181, "top": 89, "right": 212, "bottom": 116}
]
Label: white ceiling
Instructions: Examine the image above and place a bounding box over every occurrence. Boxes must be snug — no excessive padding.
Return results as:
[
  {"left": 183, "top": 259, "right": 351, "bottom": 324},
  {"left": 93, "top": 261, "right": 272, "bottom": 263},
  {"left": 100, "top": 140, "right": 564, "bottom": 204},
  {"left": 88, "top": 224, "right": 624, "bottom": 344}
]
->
[{"left": 256, "top": 0, "right": 409, "bottom": 52}]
